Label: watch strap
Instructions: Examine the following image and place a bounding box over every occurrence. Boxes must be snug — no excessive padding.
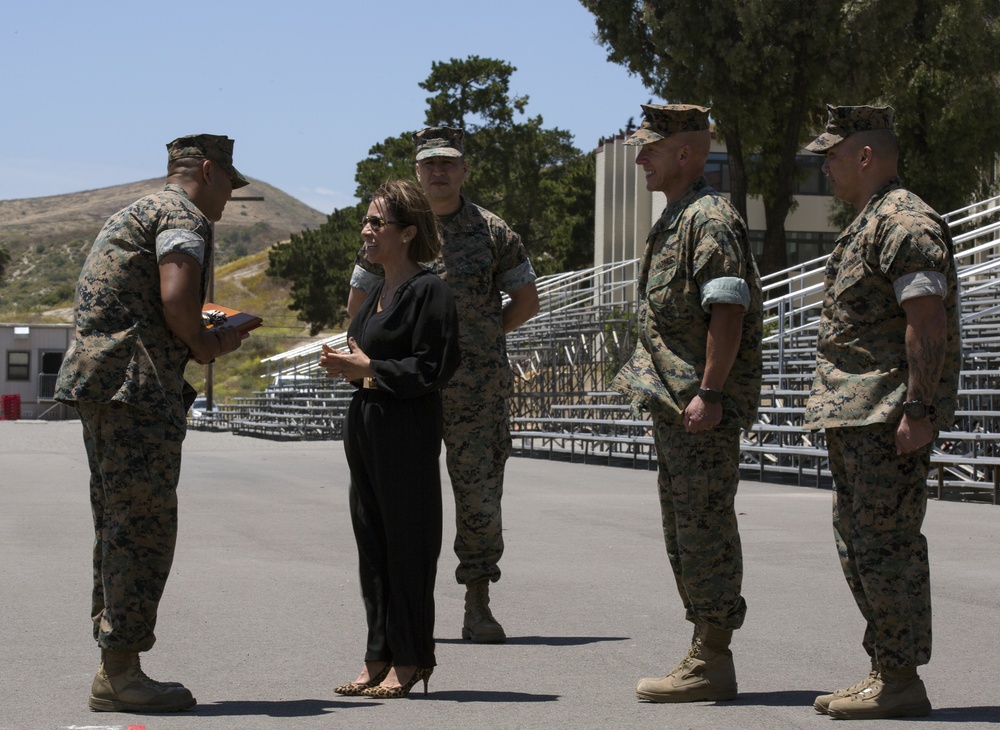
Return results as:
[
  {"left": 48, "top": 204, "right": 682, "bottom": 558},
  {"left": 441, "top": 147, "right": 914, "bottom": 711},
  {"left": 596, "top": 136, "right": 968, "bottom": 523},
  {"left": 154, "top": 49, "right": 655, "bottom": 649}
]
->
[{"left": 698, "top": 387, "right": 723, "bottom": 404}]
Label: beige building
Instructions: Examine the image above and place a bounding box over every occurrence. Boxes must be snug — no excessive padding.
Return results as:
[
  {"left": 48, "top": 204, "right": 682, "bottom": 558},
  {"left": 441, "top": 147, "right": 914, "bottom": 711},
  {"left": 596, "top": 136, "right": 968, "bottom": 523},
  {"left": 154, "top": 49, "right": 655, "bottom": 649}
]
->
[
  {"left": 0, "top": 323, "right": 73, "bottom": 420},
  {"left": 593, "top": 135, "right": 838, "bottom": 304}
]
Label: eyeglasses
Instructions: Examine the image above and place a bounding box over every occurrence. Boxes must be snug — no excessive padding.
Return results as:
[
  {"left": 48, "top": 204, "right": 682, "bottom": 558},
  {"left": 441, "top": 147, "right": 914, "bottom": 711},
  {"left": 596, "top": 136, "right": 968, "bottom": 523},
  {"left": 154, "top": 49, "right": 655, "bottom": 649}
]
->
[{"left": 361, "top": 215, "right": 405, "bottom": 232}]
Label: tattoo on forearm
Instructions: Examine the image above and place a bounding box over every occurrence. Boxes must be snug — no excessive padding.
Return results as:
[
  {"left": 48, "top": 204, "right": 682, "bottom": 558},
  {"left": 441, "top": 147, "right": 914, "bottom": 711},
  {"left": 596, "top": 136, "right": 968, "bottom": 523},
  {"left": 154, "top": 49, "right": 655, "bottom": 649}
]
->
[{"left": 908, "top": 332, "right": 945, "bottom": 402}]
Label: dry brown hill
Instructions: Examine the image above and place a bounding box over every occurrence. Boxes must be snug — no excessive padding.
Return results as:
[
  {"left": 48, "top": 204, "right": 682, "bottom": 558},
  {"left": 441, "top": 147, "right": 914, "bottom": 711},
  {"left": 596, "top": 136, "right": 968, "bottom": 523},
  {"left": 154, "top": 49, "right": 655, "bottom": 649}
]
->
[{"left": 0, "top": 178, "right": 328, "bottom": 315}]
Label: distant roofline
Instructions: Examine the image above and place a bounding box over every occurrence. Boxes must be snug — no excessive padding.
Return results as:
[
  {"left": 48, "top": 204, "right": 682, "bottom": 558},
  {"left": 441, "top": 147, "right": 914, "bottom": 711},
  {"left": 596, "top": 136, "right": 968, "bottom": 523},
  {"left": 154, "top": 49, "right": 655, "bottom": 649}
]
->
[
  {"left": 0, "top": 322, "right": 73, "bottom": 329},
  {"left": 596, "top": 127, "right": 720, "bottom": 153}
]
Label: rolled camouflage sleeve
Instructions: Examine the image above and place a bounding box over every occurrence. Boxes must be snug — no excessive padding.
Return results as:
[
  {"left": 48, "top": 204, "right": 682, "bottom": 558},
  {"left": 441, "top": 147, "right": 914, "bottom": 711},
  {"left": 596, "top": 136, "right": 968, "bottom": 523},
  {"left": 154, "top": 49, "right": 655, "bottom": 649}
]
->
[
  {"left": 498, "top": 258, "right": 536, "bottom": 293},
  {"left": 894, "top": 271, "right": 948, "bottom": 304},
  {"left": 701, "top": 276, "right": 751, "bottom": 312},
  {"left": 879, "top": 212, "right": 950, "bottom": 283},
  {"left": 350, "top": 264, "right": 383, "bottom": 292},
  {"left": 155, "top": 230, "right": 206, "bottom": 265},
  {"left": 491, "top": 219, "right": 534, "bottom": 292},
  {"left": 692, "top": 223, "right": 751, "bottom": 312},
  {"left": 350, "top": 247, "right": 384, "bottom": 292}
]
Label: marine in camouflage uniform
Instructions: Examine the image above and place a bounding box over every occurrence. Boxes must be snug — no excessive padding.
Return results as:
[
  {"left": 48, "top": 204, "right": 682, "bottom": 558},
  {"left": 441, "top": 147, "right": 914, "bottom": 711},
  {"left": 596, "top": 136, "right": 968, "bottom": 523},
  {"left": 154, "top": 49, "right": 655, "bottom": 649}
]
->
[
  {"left": 803, "top": 105, "right": 960, "bottom": 720},
  {"left": 349, "top": 126, "right": 538, "bottom": 643},
  {"left": 55, "top": 134, "right": 248, "bottom": 712},
  {"left": 613, "top": 104, "right": 763, "bottom": 703}
]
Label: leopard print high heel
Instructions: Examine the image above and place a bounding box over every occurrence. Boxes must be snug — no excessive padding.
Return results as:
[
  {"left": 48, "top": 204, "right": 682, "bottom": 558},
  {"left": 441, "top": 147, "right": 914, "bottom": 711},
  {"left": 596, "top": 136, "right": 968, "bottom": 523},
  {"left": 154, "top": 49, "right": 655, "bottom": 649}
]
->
[
  {"left": 334, "top": 662, "right": 391, "bottom": 696},
  {"left": 362, "top": 666, "right": 433, "bottom": 699}
]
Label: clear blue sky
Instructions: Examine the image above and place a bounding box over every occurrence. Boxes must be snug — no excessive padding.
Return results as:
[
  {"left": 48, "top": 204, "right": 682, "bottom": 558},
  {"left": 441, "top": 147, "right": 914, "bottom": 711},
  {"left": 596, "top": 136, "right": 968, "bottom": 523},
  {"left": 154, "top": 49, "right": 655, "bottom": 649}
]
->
[{"left": 0, "top": 0, "right": 657, "bottom": 213}]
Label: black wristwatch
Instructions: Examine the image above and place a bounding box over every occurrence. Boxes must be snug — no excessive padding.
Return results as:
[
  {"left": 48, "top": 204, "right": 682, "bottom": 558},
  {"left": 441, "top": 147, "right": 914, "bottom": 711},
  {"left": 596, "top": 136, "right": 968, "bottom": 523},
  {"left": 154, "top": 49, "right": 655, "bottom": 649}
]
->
[
  {"left": 902, "top": 400, "right": 930, "bottom": 420},
  {"left": 698, "top": 387, "right": 723, "bottom": 404}
]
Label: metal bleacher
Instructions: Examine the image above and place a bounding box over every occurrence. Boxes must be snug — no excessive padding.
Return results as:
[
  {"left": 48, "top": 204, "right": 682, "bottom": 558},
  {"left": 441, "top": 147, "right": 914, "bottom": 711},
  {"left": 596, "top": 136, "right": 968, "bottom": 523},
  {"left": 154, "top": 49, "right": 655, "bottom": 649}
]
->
[
  {"left": 206, "top": 194, "right": 1000, "bottom": 502},
  {"left": 509, "top": 193, "right": 1000, "bottom": 503}
]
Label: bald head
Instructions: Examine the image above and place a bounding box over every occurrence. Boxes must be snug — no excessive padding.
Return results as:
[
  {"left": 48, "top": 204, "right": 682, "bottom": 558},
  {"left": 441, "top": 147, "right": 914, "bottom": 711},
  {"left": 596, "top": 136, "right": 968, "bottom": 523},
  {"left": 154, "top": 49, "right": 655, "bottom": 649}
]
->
[
  {"left": 167, "top": 157, "right": 205, "bottom": 181},
  {"left": 680, "top": 129, "right": 712, "bottom": 166},
  {"left": 822, "top": 128, "right": 900, "bottom": 210},
  {"left": 634, "top": 128, "right": 713, "bottom": 201},
  {"left": 854, "top": 128, "right": 899, "bottom": 164}
]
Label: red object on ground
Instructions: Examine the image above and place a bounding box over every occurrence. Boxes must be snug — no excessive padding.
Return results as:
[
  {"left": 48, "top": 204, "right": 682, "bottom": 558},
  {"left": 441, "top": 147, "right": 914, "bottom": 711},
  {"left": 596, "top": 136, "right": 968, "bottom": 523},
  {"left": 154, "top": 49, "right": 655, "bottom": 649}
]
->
[{"left": 0, "top": 394, "right": 20, "bottom": 420}]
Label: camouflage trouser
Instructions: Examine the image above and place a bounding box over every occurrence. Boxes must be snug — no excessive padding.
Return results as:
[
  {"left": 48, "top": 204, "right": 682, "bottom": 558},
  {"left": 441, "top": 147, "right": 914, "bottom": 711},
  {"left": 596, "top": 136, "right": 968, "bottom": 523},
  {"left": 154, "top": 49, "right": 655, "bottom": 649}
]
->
[
  {"left": 827, "top": 424, "right": 932, "bottom": 670},
  {"left": 652, "top": 419, "right": 747, "bottom": 631},
  {"left": 77, "top": 401, "right": 184, "bottom": 653},
  {"left": 443, "top": 394, "right": 511, "bottom": 585}
]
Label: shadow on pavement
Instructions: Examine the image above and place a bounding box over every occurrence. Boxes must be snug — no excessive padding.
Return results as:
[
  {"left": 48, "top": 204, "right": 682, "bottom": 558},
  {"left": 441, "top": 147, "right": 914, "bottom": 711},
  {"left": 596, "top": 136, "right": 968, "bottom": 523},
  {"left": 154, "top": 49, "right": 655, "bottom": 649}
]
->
[
  {"left": 436, "top": 635, "right": 629, "bottom": 647},
  {"left": 192, "top": 698, "right": 373, "bottom": 717},
  {"left": 417, "top": 689, "right": 560, "bottom": 703}
]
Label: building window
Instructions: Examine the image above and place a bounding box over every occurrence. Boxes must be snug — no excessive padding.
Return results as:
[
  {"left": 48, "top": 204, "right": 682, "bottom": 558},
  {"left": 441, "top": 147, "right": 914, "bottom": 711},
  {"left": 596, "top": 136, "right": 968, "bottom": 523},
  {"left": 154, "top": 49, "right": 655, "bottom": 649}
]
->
[
  {"left": 704, "top": 153, "right": 830, "bottom": 196},
  {"left": 749, "top": 230, "right": 839, "bottom": 267},
  {"left": 789, "top": 230, "right": 839, "bottom": 263},
  {"left": 38, "top": 351, "right": 64, "bottom": 399},
  {"left": 705, "top": 152, "right": 732, "bottom": 192},
  {"left": 794, "top": 156, "right": 831, "bottom": 196},
  {"left": 7, "top": 351, "right": 29, "bottom": 381}
]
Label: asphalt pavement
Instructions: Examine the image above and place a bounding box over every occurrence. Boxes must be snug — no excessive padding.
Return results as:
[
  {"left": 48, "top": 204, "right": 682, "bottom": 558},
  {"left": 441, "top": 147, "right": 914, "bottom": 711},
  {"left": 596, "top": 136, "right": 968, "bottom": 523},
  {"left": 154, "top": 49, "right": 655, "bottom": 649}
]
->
[{"left": 2, "top": 419, "right": 998, "bottom": 729}]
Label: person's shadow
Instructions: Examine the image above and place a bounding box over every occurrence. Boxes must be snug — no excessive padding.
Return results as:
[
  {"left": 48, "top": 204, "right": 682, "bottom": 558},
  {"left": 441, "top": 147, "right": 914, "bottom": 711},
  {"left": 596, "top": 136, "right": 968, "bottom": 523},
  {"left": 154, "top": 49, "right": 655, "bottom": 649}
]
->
[
  {"left": 190, "top": 692, "right": 560, "bottom": 715},
  {"left": 191, "top": 698, "right": 371, "bottom": 717},
  {"left": 436, "top": 635, "right": 628, "bottom": 647},
  {"left": 186, "top": 637, "right": 619, "bottom": 715},
  {"left": 414, "top": 689, "right": 559, "bottom": 702},
  {"left": 922, "top": 706, "right": 1000, "bottom": 723},
  {"left": 734, "top": 692, "right": 1000, "bottom": 723},
  {"left": 163, "top": 693, "right": 1000, "bottom": 718}
]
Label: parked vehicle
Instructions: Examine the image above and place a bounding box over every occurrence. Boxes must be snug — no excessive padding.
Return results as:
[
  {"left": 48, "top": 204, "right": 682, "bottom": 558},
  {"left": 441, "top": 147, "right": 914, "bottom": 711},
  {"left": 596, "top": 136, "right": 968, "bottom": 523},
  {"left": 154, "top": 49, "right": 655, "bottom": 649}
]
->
[{"left": 189, "top": 396, "right": 218, "bottom": 418}]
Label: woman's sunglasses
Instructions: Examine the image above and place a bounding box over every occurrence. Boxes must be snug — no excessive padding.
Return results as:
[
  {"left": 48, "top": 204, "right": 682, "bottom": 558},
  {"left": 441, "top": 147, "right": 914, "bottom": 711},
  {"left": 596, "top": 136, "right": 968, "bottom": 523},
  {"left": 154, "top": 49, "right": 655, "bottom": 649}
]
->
[{"left": 361, "top": 215, "right": 405, "bottom": 232}]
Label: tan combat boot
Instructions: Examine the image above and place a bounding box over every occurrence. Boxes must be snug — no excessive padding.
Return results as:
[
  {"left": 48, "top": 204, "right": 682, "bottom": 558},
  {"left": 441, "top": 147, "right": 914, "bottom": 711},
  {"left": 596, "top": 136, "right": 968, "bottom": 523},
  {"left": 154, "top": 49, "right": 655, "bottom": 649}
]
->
[
  {"left": 636, "top": 624, "right": 737, "bottom": 703},
  {"left": 462, "top": 579, "right": 506, "bottom": 644},
  {"left": 814, "top": 657, "right": 880, "bottom": 714},
  {"left": 88, "top": 649, "right": 196, "bottom": 712},
  {"left": 826, "top": 666, "right": 931, "bottom": 720}
]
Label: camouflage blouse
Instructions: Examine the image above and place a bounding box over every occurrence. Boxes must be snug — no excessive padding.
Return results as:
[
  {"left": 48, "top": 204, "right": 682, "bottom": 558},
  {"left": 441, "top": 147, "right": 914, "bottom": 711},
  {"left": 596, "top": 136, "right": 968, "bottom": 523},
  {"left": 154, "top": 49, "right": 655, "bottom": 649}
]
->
[
  {"left": 804, "top": 179, "right": 960, "bottom": 430},
  {"left": 614, "top": 177, "right": 763, "bottom": 428},
  {"left": 55, "top": 184, "right": 212, "bottom": 430}
]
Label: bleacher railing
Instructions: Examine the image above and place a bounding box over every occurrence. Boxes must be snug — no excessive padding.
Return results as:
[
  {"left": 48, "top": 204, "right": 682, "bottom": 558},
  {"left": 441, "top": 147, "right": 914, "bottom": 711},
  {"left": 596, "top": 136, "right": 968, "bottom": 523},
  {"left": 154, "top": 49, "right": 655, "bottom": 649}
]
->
[{"left": 234, "top": 193, "right": 1000, "bottom": 501}]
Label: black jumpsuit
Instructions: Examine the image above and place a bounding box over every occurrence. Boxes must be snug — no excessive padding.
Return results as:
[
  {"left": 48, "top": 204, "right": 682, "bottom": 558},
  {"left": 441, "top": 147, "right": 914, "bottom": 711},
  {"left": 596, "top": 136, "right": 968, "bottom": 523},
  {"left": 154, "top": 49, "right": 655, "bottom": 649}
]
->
[{"left": 343, "top": 269, "right": 460, "bottom": 667}]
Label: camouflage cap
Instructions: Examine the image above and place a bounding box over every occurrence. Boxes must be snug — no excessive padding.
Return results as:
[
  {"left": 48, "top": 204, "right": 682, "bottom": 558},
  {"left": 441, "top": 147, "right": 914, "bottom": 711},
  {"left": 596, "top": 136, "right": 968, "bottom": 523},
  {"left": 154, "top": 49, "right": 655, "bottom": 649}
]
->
[
  {"left": 166, "top": 133, "right": 249, "bottom": 189},
  {"left": 414, "top": 126, "right": 464, "bottom": 161},
  {"left": 805, "top": 105, "right": 895, "bottom": 153},
  {"left": 624, "top": 104, "right": 711, "bottom": 146}
]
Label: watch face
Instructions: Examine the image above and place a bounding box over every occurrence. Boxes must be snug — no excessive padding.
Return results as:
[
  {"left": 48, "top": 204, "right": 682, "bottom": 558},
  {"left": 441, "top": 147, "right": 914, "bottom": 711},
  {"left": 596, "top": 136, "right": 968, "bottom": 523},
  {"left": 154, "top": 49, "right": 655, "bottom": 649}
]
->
[
  {"left": 903, "top": 401, "right": 927, "bottom": 419},
  {"left": 699, "top": 388, "right": 722, "bottom": 404}
]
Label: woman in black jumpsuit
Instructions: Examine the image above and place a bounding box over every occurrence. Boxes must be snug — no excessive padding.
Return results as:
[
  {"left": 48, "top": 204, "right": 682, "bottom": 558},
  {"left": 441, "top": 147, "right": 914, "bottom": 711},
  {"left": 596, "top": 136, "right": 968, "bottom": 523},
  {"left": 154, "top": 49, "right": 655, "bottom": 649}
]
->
[{"left": 321, "top": 180, "right": 459, "bottom": 699}]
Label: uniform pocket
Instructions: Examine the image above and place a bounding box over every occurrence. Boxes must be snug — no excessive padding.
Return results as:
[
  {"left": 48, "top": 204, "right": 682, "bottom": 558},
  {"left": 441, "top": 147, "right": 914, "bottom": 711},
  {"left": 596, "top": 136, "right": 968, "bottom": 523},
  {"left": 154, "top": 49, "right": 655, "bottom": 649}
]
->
[
  {"left": 646, "top": 263, "right": 680, "bottom": 311},
  {"left": 832, "top": 258, "right": 869, "bottom": 299},
  {"left": 453, "top": 252, "right": 493, "bottom": 282}
]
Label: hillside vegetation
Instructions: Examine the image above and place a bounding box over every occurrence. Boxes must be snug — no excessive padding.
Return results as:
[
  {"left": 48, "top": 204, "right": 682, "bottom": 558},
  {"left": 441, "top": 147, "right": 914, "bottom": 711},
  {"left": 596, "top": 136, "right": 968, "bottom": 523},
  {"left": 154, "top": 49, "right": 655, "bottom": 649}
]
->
[
  {"left": 0, "top": 179, "right": 345, "bottom": 401},
  {"left": 0, "top": 177, "right": 327, "bottom": 313},
  {"left": 188, "top": 251, "right": 346, "bottom": 400}
]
